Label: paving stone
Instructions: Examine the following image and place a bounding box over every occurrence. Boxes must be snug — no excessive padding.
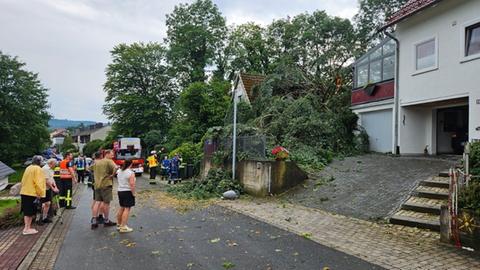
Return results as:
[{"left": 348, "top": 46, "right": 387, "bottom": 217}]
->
[{"left": 219, "top": 199, "right": 480, "bottom": 270}]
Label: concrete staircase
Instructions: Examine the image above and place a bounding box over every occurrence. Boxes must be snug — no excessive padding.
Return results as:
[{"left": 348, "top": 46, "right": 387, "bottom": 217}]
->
[{"left": 390, "top": 172, "right": 449, "bottom": 231}]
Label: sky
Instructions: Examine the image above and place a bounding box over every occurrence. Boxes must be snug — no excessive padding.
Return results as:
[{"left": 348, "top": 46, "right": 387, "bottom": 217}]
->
[{"left": 0, "top": 0, "right": 358, "bottom": 122}]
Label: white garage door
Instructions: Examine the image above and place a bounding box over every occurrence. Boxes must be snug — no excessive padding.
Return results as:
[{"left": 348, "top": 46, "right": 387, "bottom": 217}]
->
[{"left": 361, "top": 109, "right": 393, "bottom": 153}]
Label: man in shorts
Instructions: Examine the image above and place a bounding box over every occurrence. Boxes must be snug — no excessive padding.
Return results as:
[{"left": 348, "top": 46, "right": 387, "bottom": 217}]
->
[
  {"left": 90, "top": 150, "right": 117, "bottom": 229},
  {"left": 41, "top": 158, "right": 59, "bottom": 223}
]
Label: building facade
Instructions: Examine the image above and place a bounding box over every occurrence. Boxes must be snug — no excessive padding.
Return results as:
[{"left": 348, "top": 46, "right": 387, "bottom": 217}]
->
[
  {"left": 72, "top": 123, "right": 112, "bottom": 153},
  {"left": 352, "top": 0, "right": 480, "bottom": 155}
]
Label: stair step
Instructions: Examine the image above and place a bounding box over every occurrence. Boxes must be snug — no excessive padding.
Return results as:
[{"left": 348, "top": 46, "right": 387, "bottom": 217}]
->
[
  {"left": 438, "top": 171, "right": 450, "bottom": 177},
  {"left": 415, "top": 186, "right": 449, "bottom": 200},
  {"left": 406, "top": 196, "right": 446, "bottom": 207},
  {"left": 401, "top": 202, "right": 441, "bottom": 214},
  {"left": 420, "top": 179, "right": 449, "bottom": 189},
  {"left": 390, "top": 215, "right": 440, "bottom": 231}
]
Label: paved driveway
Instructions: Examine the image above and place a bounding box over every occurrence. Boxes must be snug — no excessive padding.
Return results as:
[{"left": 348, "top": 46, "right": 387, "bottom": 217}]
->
[{"left": 282, "top": 154, "right": 457, "bottom": 220}]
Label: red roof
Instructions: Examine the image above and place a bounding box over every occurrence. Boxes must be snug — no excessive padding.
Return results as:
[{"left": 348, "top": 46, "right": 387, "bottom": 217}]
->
[{"left": 381, "top": 0, "right": 443, "bottom": 30}]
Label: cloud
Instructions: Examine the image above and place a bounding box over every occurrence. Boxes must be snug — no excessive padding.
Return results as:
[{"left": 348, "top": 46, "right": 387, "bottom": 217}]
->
[{"left": 0, "top": 0, "right": 358, "bottom": 122}]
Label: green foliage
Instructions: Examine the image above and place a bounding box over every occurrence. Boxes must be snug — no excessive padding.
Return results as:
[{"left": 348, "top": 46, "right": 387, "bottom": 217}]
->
[
  {"left": 103, "top": 42, "right": 177, "bottom": 138},
  {"left": 83, "top": 139, "right": 104, "bottom": 157},
  {"left": 60, "top": 135, "right": 77, "bottom": 154},
  {"left": 143, "top": 130, "right": 166, "bottom": 153},
  {"left": 169, "top": 142, "right": 202, "bottom": 164},
  {"left": 167, "top": 168, "right": 242, "bottom": 200},
  {"left": 354, "top": 0, "right": 408, "bottom": 49},
  {"left": 470, "top": 142, "right": 480, "bottom": 176},
  {"left": 458, "top": 180, "right": 480, "bottom": 216},
  {"left": 168, "top": 80, "right": 230, "bottom": 146},
  {"left": 0, "top": 200, "right": 22, "bottom": 229},
  {"left": 8, "top": 165, "right": 25, "bottom": 183},
  {"left": 165, "top": 0, "right": 227, "bottom": 85},
  {"left": 0, "top": 52, "right": 50, "bottom": 165}
]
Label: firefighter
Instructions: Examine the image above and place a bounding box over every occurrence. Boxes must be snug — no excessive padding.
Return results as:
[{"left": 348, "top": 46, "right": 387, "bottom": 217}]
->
[
  {"left": 75, "top": 154, "right": 87, "bottom": 184},
  {"left": 147, "top": 150, "right": 158, "bottom": 184},
  {"left": 59, "top": 152, "right": 77, "bottom": 209}
]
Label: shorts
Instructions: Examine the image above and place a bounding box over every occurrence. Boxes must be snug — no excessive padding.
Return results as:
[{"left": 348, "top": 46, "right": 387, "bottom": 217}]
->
[
  {"left": 40, "top": 189, "right": 52, "bottom": 203},
  {"left": 21, "top": 195, "right": 38, "bottom": 217},
  {"left": 118, "top": 191, "right": 135, "bottom": 208},
  {"left": 94, "top": 186, "right": 113, "bottom": 203}
]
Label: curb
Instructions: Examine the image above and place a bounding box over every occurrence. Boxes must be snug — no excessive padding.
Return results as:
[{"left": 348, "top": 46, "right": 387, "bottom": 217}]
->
[{"left": 17, "top": 184, "right": 82, "bottom": 270}]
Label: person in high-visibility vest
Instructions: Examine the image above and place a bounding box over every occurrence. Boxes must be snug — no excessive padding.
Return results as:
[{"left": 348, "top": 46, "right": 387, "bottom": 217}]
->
[
  {"left": 75, "top": 154, "right": 87, "bottom": 184},
  {"left": 59, "top": 152, "right": 77, "bottom": 209},
  {"left": 147, "top": 151, "right": 158, "bottom": 184}
]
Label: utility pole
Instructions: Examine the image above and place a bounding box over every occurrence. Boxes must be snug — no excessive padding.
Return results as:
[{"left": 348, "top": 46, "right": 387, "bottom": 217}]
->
[{"left": 232, "top": 88, "right": 238, "bottom": 180}]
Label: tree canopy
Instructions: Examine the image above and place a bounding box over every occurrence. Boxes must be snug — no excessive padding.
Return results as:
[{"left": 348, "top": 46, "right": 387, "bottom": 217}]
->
[
  {"left": 0, "top": 52, "right": 50, "bottom": 164},
  {"left": 103, "top": 42, "right": 177, "bottom": 139},
  {"left": 165, "top": 0, "right": 227, "bottom": 86}
]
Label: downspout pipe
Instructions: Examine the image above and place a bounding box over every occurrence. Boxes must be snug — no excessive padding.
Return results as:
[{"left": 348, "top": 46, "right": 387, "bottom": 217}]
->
[{"left": 384, "top": 30, "right": 400, "bottom": 155}]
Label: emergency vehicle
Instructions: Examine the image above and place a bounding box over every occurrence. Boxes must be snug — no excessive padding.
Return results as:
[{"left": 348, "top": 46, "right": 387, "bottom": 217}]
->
[{"left": 112, "top": 137, "right": 144, "bottom": 176}]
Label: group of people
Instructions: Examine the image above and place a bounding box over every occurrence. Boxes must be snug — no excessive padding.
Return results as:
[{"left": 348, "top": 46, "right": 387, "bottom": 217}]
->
[
  {"left": 19, "top": 150, "right": 136, "bottom": 235},
  {"left": 147, "top": 151, "right": 182, "bottom": 184}
]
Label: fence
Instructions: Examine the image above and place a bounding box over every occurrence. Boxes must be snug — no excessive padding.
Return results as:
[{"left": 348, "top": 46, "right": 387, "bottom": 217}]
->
[{"left": 203, "top": 135, "right": 267, "bottom": 159}]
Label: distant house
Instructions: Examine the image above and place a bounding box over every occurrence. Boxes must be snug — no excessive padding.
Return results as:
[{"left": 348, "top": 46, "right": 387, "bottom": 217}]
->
[
  {"left": 352, "top": 0, "right": 480, "bottom": 155},
  {"left": 0, "top": 161, "right": 15, "bottom": 191},
  {"left": 233, "top": 73, "right": 266, "bottom": 104},
  {"left": 50, "top": 128, "right": 68, "bottom": 146},
  {"left": 71, "top": 123, "right": 112, "bottom": 153}
]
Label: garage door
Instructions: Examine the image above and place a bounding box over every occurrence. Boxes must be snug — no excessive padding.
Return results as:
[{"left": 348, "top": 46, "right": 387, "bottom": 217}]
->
[{"left": 361, "top": 109, "right": 393, "bottom": 153}]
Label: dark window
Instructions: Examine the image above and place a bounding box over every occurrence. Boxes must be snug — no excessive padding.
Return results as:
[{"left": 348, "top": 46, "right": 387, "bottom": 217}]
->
[{"left": 466, "top": 22, "right": 480, "bottom": 56}]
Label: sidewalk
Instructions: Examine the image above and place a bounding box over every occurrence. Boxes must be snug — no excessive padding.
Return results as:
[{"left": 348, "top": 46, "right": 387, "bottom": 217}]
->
[
  {"left": 219, "top": 199, "right": 480, "bottom": 270},
  {"left": 0, "top": 184, "right": 82, "bottom": 270}
]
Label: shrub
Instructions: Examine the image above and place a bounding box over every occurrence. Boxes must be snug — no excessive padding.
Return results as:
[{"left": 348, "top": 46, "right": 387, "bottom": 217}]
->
[
  {"left": 458, "top": 180, "right": 480, "bottom": 216},
  {"left": 83, "top": 139, "right": 104, "bottom": 157},
  {"left": 169, "top": 142, "right": 202, "bottom": 165},
  {"left": 167, "top": 168, "right": 243, "bottom": 199},
  {"left": 470, "top": 141, "right": 480, "bottom": 176}
]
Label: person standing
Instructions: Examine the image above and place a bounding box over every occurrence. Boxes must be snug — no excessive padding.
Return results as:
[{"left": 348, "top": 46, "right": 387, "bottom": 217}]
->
[
  {"left": 90, "top": 150, "right": 117, "bottom": 229},
  {"left": 161, "top": 156, "right": 171, "bottom": 182},
  {"left": 41, "top": 158, "right": 59, "bottom": 223},
  {"left": 75, "top": 154, "right": 87, "bottom": 184},
  {"left": 59, "top": 152, "right": 77, "bottom": 209},
  {"left": 116, "top": 160, "right": 136, "bottom": 233},
  {"left": 20, "top": 155, "right": 46, "bottom": 235},
  {"left": 169, "top": 154, "right": 180, "bottom": 184},
  {"left": 147, "top": 150, "right": 158, "bottom": 184}
]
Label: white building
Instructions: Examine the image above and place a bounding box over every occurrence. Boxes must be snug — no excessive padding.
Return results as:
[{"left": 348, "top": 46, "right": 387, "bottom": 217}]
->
[
  {"left": 72, "top": 123, "right": 112, "bottom": 153},
  {"left": 352, "top": 0, "right": 480, "bottom": 155}
]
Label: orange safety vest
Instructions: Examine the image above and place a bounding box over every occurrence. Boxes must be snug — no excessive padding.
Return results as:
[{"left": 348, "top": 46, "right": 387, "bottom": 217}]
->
[{"left": 59, "top": 159, "right": 73, "bottom": 180}]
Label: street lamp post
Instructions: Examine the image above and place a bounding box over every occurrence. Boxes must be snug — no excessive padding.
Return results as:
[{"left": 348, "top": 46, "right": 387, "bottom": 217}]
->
[{"left": 232, "top": 89, "right": 239, "bottom": 180}]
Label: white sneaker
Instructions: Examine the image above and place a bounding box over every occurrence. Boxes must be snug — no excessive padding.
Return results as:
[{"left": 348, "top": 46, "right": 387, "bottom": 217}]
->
[{"left": 119, "top": 226, "right": 133, "bottom": 233}]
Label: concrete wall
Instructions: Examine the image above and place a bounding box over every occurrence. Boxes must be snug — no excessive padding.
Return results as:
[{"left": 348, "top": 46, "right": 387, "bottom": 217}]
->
[
  {"left": 236, "top": 160, "right": 307, "bottom": 196},
  {"left": 396, "top": 0, "right": 480, "bottom": 145}
]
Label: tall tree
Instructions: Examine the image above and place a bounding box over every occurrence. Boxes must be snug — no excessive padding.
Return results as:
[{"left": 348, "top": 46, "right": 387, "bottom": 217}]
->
[
  {"left": 354, "top": 0, "right": 409, "bottom": 49},
  {"left": 165, "top": 0, "right": 227, "bottom": 85},
  {"left": 225, "top": 22, "right": 270, "bottom": 77},
  {"left": 103, "top": 42, "right": 177, "bottom": 138},
  {"left": 0, "top": 51, "right": 50, "bottom": 164},
  {"left": 168, "top": 80, "right": 230, "bottom": 146}
]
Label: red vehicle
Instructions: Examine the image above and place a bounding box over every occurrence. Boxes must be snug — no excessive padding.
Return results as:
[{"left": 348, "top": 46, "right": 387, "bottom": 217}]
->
[{"left": 111, "top": 137, "right": 144, "bottom": 176}]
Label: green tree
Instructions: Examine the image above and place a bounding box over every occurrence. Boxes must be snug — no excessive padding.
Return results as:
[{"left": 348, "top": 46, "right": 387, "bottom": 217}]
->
[
  {"left": 225, "top": 23, "right": 270, "bottom": 77},
  {"left": 60, "top": 135, "right": 77, "bottom": 154},
  {"left": 82, "top": 139, "right": 104, "bottom": 157},
  {"left": 103, "top": 42, "right": 177, "bottom": 138},
  {"left": 354, "top": 0, "right": 408, "bottom": 48},
  {"left": 0, "top": 52, "right": 50, "bottom": 164},
  {"left": 165, "top": 0, "right": 227, "bottom": 85},
  {"left": 169, "top": 80, "right": 230, "bottom": 146}
]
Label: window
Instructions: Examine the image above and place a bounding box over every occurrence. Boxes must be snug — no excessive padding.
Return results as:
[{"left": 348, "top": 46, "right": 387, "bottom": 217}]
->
[
  {"left": 353, "top": 38, "right": 396, "bottom": 88},
  {"left": 415, "top": 38, "right": 436, "bottom": 71},
  {"left": 383, "top": 55, "right": 395, "bottom": 80},
  {"left": 466, "top": 22, "right": 480, "bottom": 56}
]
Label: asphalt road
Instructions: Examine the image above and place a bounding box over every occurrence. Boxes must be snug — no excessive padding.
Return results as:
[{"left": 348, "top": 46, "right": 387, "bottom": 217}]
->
[{"left": 54, "top": 176, "right": 384, "bottom": 270}]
